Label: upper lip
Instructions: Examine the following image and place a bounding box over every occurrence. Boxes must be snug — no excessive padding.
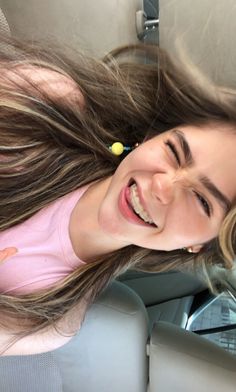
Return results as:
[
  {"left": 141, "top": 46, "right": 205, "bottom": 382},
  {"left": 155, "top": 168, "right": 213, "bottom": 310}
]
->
[{"left": 132, "top": 179, "right": 157, "bottom": 227}]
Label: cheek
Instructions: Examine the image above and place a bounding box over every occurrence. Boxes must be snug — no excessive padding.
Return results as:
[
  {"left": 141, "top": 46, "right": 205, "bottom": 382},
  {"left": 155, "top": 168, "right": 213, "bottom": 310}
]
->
[
  {"left": 98, "top": 198, "right": 123, "bottom": 237},
  {"left": 120, "top": 144, "right": 164, "bottom": 172},
  {"left": 164, "top": 204, "right": 216, "bottom": 246}
]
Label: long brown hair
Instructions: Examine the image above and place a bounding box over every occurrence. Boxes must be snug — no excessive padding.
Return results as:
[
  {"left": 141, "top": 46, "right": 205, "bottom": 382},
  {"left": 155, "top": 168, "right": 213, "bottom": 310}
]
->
[{"left": 0, "top": 35, "right": 235, "bottom": 351}]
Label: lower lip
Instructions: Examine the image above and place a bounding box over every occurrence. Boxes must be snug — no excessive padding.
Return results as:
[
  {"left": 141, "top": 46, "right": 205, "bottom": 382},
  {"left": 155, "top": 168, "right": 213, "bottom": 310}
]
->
[{"left": 118, "top": 185, "right": 153, "bottom": 227}]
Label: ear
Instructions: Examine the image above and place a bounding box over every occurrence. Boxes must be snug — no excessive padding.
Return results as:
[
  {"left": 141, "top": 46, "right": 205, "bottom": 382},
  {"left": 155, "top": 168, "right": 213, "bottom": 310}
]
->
[{"left": 188, "top": 244, "right": 203, "bottom": 253}]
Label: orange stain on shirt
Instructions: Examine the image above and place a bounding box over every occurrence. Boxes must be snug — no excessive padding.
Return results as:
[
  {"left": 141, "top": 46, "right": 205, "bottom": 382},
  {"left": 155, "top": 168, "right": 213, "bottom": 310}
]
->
[{"left": 0, "top": 247, "right": 18, "bottom": 264}]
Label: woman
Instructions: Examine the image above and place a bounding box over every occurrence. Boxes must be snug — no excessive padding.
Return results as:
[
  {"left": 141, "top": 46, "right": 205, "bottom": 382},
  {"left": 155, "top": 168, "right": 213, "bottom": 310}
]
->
[{"left": 0, "top": 35, "right": 235, "bottom": 355}]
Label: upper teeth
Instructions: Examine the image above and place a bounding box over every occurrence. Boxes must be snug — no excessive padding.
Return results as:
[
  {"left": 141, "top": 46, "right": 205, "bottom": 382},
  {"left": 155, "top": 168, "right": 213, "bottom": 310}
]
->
[{"left": 130, "top": 183, "right": 154, "bottom": 224}]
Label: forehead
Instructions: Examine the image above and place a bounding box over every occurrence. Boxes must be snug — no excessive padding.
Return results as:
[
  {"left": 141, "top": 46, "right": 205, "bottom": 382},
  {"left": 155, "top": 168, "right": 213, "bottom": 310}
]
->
[
  {"left": 180, "top": 122, "right": 236, "bottom": 141},
  {"left": 178, "top": 123, "right": 236, "bottom": 160}
]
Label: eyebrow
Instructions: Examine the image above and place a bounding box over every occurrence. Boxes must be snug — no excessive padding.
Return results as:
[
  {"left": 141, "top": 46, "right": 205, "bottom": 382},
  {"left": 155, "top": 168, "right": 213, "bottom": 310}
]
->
[
  {"left": 172, "top": 129, "right": 194, "bottom": 166},
  {"left": 172, "top": 129, "right": 232, "bottom": 213}
]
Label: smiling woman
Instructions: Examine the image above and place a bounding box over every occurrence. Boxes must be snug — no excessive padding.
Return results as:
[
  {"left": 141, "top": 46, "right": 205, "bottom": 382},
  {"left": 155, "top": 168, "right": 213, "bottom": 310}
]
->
[
  {"left": 0, "top": 34, "right": 235, "bottom": 354},
  {"left": 92, "top": 124, "right": 236, "bottom": 257}
]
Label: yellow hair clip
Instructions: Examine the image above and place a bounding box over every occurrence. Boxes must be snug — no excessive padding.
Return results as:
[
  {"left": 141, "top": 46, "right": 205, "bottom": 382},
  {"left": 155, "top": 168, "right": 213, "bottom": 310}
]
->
[{"left": 109, "top": 142, "right": 138, "bottom": 156}]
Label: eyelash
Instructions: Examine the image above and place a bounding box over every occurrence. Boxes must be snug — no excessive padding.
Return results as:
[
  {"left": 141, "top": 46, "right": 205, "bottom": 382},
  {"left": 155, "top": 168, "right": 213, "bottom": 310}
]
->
[
  {"left": 165, "top": 140, "right": 180, "bottom": 165},
  {"left": 164, "top": 139, "right": 211, "bottom": 217},
  {"left": 193, "top": 191, "right": 211, "bottom": 217}
]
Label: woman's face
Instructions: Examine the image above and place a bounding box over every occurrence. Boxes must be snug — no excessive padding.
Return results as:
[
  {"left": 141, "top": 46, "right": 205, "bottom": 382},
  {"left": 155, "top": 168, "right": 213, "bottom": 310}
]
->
[{"left": 98, "top": 123, "right": 236, "bottom": 252}]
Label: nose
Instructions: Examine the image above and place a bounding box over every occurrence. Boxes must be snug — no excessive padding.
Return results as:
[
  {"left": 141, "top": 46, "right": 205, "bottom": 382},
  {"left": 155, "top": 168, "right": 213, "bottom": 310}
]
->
[{"left": 152, "top": 173, "right": 175, "bottom": 205}]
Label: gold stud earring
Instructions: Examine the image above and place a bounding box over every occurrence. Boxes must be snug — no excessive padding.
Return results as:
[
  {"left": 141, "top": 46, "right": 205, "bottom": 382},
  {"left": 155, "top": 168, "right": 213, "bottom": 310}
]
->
[{"left": 182, "top": 247, "right": 193, "bottom": 253}]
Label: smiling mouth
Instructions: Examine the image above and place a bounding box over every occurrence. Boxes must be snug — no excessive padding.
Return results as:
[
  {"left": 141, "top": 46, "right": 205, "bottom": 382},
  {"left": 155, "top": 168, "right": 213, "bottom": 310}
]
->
[{"left": 128, "top": 179, "right": 157, "bottom": 228}]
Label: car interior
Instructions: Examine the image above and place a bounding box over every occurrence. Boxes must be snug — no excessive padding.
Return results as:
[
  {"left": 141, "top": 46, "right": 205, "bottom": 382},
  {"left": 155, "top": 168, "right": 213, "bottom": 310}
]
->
[{"left": 0, "top": 1, "right": 235, "bottom": 391}]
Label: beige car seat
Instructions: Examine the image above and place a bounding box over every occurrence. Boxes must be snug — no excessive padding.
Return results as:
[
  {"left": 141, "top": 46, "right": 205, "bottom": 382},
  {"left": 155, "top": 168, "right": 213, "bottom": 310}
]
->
[
  {"left": 159, "top": 0, "right": 236, "bottom": 87},
  {"left": 0, "top": 281, "right": 235, "bottom": 392},
  {"left": 0, "top": 0, "right": 146, "bottom": 58}
]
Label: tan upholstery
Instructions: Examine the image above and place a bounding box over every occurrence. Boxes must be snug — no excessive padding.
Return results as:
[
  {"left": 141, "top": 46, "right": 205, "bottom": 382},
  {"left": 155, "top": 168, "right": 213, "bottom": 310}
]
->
[
  {"left": 149, "top": 322, "right": 236, "bottom": 392},
  {"left": 159, "top": 0, "right": 236, "bottom": 87},
  {"left": 146, "top": 296, "right": 194, "bottom": 334},
  {"left": 118, "top": 270, "right": 204, "bottom": 305},
  {"left": 0, "top": 5, "right": 9, "bottom": 36},
  {"left": 0, "top": 0, "right": 144, "bottom": 58},
  {"left": 0, "top": 281, "right": 235, "bottom": 391},
  {"left": 0, "top": 281, "right": 150, "bottom": 392}
]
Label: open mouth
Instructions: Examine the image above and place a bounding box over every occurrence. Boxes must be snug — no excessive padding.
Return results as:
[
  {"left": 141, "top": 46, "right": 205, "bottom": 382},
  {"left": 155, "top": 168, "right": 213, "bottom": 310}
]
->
[{"left": 127, "top": 179, "right": 157, "bottom": 228}]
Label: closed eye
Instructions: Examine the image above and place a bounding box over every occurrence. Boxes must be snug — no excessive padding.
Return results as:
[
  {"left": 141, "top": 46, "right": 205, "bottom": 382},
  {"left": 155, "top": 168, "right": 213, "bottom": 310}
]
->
[
  {"left": 193, "top": 191, "right": 211, "bottom": 217},
  {"left": 165, "top": 139, "right": 181, "bottom": 165},
  {"left": 165, "top": 139, "right": 212, "bottom": 218}
]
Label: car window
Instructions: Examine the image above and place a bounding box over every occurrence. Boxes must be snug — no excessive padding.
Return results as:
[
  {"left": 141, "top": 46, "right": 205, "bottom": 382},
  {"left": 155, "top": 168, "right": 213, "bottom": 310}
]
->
[{"left": 187, "top": 293, "right": 236, "bottom": 355}]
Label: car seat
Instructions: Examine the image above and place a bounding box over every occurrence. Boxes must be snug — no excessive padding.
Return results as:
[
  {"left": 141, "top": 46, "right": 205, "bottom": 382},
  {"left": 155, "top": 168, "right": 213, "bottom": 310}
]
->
[
  {"left": 0, "top": 0, "right": 148, "bottom": 57},
  {"left": 0, "top": 280, "right": 235, "bottom": 392}
]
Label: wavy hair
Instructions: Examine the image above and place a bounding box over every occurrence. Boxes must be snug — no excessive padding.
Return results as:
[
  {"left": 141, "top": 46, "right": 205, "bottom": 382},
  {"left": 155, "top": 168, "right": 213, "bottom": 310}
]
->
[{"left": 0, "top": 35, "right": 235, "bottom": 352}]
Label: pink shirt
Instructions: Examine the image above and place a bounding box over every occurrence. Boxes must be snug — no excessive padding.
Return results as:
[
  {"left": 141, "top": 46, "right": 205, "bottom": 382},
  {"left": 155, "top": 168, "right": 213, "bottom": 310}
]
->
[{"left": 0, "top": 186, "right": 89, "bottom": 295}]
